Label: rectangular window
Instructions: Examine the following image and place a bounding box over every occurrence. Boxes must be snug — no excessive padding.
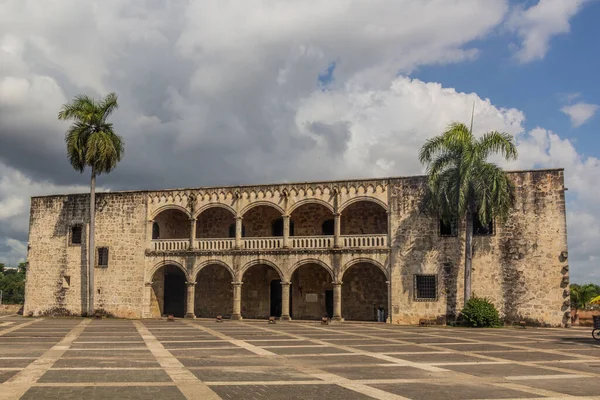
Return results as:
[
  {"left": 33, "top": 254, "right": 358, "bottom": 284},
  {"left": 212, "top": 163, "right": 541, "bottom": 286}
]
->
[
  {"left": 439, "top": 219, "right": 457, "bottom": 237},
  {"left": 97, "top": 247, "right": 109, "bottom": 267},
  {"left": 473, "top": 214, "right": 494, "bottom": 236},
  {"left": 414, "top": 275, "right": 437, "bottom": 301},
  {"left": 70, "top": 226, "right": 82, "bottom": 245}
]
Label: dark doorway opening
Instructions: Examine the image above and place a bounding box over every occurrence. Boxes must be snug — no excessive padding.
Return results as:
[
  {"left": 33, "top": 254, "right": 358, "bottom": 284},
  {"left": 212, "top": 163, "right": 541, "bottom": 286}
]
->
[
  {"left": 164, "top": 273, "right": 186, "bottom": 317},
  {"left": 325, "top": 290, "right": 333, "bottom": 318},
  {"left": 270, "top": 279, "right": 282, "bottom": 317}
]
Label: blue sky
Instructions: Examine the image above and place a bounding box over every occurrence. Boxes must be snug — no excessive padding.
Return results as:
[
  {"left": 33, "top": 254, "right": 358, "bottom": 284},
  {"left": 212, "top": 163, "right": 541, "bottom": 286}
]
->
[
  {"left": 0, "top": 0, "right": 599, "bottom": 283},
  {"left": 414, "top": 0, "right": 600, "bottom": 154}
]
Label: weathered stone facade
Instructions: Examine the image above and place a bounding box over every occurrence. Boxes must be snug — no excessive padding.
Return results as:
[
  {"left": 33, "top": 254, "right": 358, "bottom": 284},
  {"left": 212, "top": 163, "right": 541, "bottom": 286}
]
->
[{"left": 24, "top": 169, "right": 570, "bottom": 326}]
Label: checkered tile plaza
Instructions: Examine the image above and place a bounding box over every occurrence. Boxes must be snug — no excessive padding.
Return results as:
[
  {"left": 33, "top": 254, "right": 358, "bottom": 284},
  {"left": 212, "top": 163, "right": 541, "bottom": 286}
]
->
[{"left": 1, "top": 315, "right": 599, "bottom": 399}]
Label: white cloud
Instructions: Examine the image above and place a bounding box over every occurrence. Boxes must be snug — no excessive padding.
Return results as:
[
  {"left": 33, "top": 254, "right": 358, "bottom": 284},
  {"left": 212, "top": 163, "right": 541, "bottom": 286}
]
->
[
  {"left": 507, "top": 0, "right": 589, "bottom": 63},
  {"left": 561, "top": 102, "right": 599, "bottom": 127},
  {"left": 0, "top": 0, "right": 597, "bottom": 283}
]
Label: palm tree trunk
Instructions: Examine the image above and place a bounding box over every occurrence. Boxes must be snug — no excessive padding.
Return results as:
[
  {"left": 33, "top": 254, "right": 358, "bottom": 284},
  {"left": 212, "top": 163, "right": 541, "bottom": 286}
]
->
[
  {"left": 464, "top": 210, "right": 473, "bottom": 304},
  {"left": 88, "top": 170, "right": 96, "bottom": 316}
]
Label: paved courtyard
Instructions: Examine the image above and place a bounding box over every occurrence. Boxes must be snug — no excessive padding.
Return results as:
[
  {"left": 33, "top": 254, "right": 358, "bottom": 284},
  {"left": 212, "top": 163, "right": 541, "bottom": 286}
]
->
[{"left": 1, "top": 314, "right": 599, "bottom": 399}]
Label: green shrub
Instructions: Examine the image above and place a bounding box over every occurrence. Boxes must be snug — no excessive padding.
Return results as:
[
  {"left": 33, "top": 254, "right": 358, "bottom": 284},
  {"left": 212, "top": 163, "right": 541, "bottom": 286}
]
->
[{"left": 461, "top": 296, "right": 501, "bottom": 327}]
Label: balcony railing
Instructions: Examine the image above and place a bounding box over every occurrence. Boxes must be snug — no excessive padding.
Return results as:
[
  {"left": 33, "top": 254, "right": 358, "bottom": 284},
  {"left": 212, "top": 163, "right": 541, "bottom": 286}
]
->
[
  {"left": 153, "top": 239, "right": 189, "bottom": 251},
  {"left": 243, "top": 237, "right": 283, "bottom": 250},
  {"left": 196, "top": 238, "right": 235, "bottom": 251},
  {"left": 343, "top": 234, "right": 387, "bottom": 248},
  {"left": 291, "top": 236, "right": 333, "bottom": 249},
  {"left": 151, "top": 234, "right": 388, "bottom": 251}
]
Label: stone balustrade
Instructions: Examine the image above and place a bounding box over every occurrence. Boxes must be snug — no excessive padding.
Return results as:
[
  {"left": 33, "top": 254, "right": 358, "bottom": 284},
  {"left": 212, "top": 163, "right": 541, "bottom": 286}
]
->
[
  {"left": 290, "top": 236, "right": 333, "bottom": 249},
  {"left": 342, "top": 234, "right": 387, "bottom": 248},
  {"left": 153, "top": 239, "right": 189, "bottom": 251},
  {"left": 152, "top": 234, "right": 388, "bottom": 251},
  {"left": 196, "top": 238, "right": 235, "bottom": 251}
]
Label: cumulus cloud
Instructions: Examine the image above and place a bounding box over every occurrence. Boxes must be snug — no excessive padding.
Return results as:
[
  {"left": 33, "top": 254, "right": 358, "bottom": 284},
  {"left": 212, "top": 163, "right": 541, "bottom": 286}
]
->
[
  {"left": 507, "top": 0, "right": 589, "bottom": 63},
  {"left": 0, "top": 1, "right": 597, "bottom": 282},
  {"left": 561, "top": 102, "right": 599, "bottom": 127}
]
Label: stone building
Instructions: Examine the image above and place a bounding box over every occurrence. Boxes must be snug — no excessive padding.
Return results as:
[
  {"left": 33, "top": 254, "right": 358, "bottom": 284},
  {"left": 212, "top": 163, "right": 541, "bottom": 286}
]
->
[{"left": 24, "top": 169, "right": 570, "bottom": 326}]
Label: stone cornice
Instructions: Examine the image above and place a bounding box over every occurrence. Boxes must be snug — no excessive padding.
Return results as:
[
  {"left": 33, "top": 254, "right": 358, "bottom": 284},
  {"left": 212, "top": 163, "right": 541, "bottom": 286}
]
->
[{"left": 145, "top": 247, "right": 391, "bottom": 258}]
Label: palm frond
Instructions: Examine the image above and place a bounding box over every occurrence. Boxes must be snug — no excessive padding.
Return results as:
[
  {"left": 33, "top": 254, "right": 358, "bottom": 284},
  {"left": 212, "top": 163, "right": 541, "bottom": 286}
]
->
[{"left": 476, "top": 131, "right": 518, "bottom": 161}]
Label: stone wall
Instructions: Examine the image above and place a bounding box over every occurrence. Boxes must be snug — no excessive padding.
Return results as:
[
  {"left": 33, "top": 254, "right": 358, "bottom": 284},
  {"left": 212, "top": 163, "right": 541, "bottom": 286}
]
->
[
  {"left": 154, "top": 209, "right": 190, "bottom": 239},
  {"left": 341, "top": 201, "right": 388, "bottom": 235},
  {"left": 291, "top": 204, "right": 333, "bottom": 236},
  {"left": 290, "top": 263, "right": 333, "bottom": 319},
  {"left": 196, "top": 208, "right": 235, "bottom": 238},
  {"left": 388, "top": 170, "right": 569, "bottom": 326},
  {"left": 195, "top": 264, "right": 233, "bottom": 317},
  {"left": 243, "top": 205, "right": 282, "bottom": 237},
  {"left": 241, "top": 264, "right": 280, "bottom": 318},
  {"left": 25, "top": 192, "right": 147, "bottom": 318},
  {"left": 342, "top": 263, "right": 388, "bottom": 321}
]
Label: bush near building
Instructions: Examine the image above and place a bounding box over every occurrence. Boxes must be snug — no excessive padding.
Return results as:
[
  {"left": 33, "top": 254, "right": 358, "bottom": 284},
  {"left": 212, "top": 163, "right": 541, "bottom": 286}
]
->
[{"left": 461, "top": 296, "right": 501, "bottom": 327}]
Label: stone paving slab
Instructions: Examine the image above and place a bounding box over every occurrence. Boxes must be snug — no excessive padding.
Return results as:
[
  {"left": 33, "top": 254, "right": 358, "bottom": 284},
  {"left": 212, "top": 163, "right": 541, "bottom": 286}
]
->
[
  {"left": 21, "top": 386, "right": 186, "bottom": 400},
  {"left": 370, "top": 382, "right": 542, "bottom": 399},
  {"left": 191, "top": 367, "right": 316, "bottom": 382},
  {"left": 209, "top": 384, "right": 372, "bottom": 400},
  {"left": 4, "top": 318, "right": 600, "bottom": 400},
  {"left": 38, "top": 369, "right": 172, "bottom": 383}
]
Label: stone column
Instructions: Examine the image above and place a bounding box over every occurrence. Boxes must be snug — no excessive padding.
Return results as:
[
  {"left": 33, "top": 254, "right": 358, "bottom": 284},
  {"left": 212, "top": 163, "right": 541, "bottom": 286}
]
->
[
  {"left": 333, "top": 213, "right": 342, "bottom": 248},
  {"left": 280, "top": 281, "right": 291, "bottom": 321},
  {"left": 332, "top": 282, "right": 343, "bottom": 321},
  {"left": 235, "top": 217, "right": 243, "bottom": 249},
  {"left": 143, "top": 282, "right": 153, "bottom": 318},
  {"left": 147, "top": 220, "right": 154, "bottom": 250},
  {"left": 189, "top": 218, "right": 197, "bottom": 249},
  {"left": 386, "top": 280, "right": 391, "bottom": 324},
  {"left": 185, "top": 281, "right": 196, "bottom": 318},
  {"left": 232, "top": 281, "right": 243, "bottom": 320},
  {"left": 282, "top": 215, "right": 290, "bottom": 248}
]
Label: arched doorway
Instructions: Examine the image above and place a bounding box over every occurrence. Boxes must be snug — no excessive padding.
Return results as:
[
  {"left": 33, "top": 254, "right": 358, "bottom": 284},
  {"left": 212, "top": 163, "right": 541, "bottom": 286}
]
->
[
  {"left": 195, "top": 264, "right": 234, "bottom": 318},
  {"left": 290, "top": 263, "right": 334, "bottom": 320},
  {"left": 241, "top": 263, "right": 282, "bottom": 319},
  {"left": 152, "top": 209, "right": 190, "bottom": 239},
  {"left": 150, "top": 264, "right": 187, "bottom": 318},
  {"left": 341, "top": 262, "right": 388, "bottom": 321},
  {"left": 341, "top": 201, "right": 388, "bottom": 235}
]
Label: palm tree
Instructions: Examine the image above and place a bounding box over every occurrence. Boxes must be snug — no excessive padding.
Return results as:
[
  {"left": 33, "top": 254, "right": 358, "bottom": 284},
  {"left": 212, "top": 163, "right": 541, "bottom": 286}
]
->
[
  {"left": 419, "top": 122, "right": 517, "bottom": 304},
  {"left": 570, "top": 283, "right": 598, "bottom": 325},
  {"left": 58, "top": 93, "right": 123, "bottom": 315}
]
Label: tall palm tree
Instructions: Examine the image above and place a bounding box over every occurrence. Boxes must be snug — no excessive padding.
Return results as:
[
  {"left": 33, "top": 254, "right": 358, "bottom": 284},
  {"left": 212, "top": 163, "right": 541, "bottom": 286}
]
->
[
  {"left": 58, "top": 93, "right": 123, "bottom": 315},
  {"left": 419, "top": 122, "right": 517, "bottom": 303}
]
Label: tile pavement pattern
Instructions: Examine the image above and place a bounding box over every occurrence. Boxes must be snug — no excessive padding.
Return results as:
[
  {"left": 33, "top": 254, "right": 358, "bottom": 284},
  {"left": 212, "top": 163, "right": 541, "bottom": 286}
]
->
[{"left": 0, "top": 314, "right": 599, "bottom": 399}]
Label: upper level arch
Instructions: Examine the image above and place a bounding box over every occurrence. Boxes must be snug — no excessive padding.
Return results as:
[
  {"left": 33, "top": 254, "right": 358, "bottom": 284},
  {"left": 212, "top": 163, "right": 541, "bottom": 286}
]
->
[
  {"left": 151, "top": 204, "right": 192, "bottom": 220},
  {"left": 340, "top": 199, "right": 388, "bottom": 235},
  {"left": 240, "top": 201, "right": 285, "bottom": 217},
  {"left": 194, "top": 203, "right": 237, "bottom": 219},
  {"left": 241, "top": 203, "right": 284, "bottom": 238},
  {"left": 195, "top": 205, "right": 236, "bottom": 239},
  {"left": 152, "top": 207, "right": 191, "bottom": 240},
  {"left": 288, "top": 198, "right": 334, "bottom": 214},
  {"left": 339, "top": 196, "right": 388, "bottom": 213}
]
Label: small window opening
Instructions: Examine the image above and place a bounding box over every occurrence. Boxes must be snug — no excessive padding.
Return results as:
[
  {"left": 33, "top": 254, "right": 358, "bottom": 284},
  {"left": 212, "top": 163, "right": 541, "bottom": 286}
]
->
[
  {"left": 322, "top": 219, "right": 334, "bottom": 235},
  {"left": 473, "top": 214, "right": 494, "bottom": 236},
  {"left": 71, "top": 226, "right": 82, "bottom": 245},
  {"left": 62, "top": 275, "right": 71, "bottom": 288},
  {"left": 97, "top": 247, "right": 109, "bottom": 267},
  {"left": 414, "top": 275, "right": 437, "bottom": 300},
  {"left": 439, "top": 219, "right": 457, "bottom": 237},
  {"left": 152, "top": 222, "right": 160, "bottom": 239}
]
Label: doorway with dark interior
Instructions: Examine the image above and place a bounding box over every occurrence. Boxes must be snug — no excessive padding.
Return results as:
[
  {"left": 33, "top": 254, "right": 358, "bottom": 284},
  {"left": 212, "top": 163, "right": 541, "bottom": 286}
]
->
[
  {"left": 164, "top": 272, "right": 186, "bottom": 318},
  {"left": 270, "top": 279, "right": 282, "bottom": 318}
]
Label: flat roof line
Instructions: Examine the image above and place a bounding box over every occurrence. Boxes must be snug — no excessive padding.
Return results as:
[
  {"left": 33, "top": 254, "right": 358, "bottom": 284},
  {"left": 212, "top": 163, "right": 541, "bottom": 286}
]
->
[{"left": 30, "top": 168, "right": 564, "bottom": 199}]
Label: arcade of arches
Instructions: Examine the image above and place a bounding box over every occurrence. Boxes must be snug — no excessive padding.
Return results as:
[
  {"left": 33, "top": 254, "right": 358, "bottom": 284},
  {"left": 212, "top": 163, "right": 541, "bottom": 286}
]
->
[
  {"left": 151, "top": 200, "right": 388, "bottom": 240},
  {"left": 149, "top": 261, "right": 389, "bottom": 321}
]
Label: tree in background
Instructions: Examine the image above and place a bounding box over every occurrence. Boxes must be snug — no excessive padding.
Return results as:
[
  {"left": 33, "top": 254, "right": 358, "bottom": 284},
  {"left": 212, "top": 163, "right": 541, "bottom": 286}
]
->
[
  {"left": 570, "top": 283, "right": 600, "bottom": 325},
  {"left": 58, "top": 93, "right": 124, "bottom": 315},
  {"left": 419, "top": 122, "right": 518, "bottom": 303},
  {"left": 0, "top": 262, "right": 27, "bottom": 304}
]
